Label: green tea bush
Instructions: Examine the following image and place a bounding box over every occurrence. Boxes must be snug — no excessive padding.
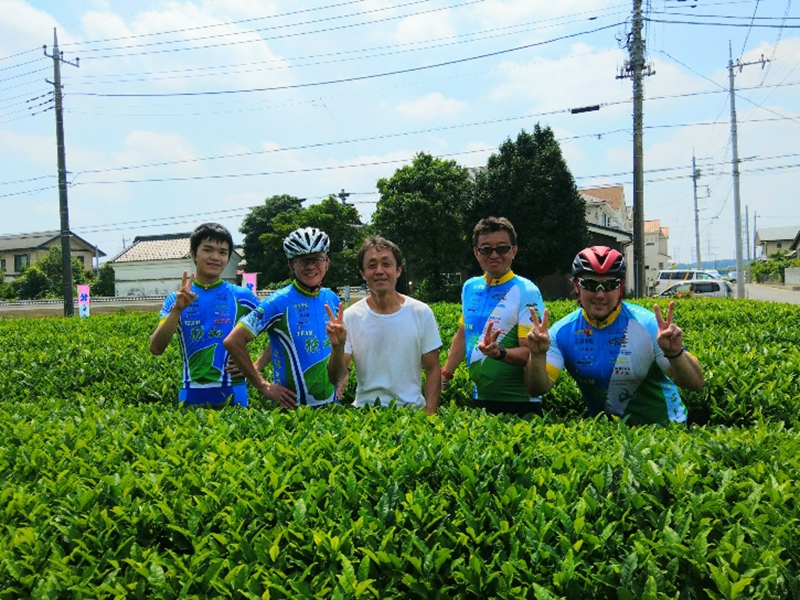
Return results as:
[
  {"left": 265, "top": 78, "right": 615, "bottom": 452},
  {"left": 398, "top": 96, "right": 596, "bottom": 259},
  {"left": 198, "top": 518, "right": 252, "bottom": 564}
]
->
[{"left": 1, "top": 300, "right": 799, "bottom": 598}]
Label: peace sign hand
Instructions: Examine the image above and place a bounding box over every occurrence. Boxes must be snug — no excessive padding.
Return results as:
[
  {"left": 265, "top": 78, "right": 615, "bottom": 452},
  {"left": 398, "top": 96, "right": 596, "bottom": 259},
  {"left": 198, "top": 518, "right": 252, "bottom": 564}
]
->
[
  {"left": 174, "top": 271, "right": 197, "bottom": 311},
  {"left": 477, "top": 320, "right": 503, "bottom": 358},
  {"left": 654, "top": 301, "right": 684, "bottom": 357},
  {"left": 325, "top": 302, "right": 347, "bottom": 348},
  {"left": 526, "top": 307, "right": 551, "bottom": 355}
]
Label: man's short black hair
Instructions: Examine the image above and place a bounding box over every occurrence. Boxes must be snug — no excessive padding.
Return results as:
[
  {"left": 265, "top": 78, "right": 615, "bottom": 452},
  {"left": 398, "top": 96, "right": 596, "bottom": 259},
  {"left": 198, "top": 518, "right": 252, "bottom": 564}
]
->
[
  {"left": 357, "top": 236, "right": 403, "bottom": 271},
  {"left": 472, "top": 216, "right": 517, "bottom": 247},
  {"left": 190, "top": 223, "right": 234, "bottom": 256}
]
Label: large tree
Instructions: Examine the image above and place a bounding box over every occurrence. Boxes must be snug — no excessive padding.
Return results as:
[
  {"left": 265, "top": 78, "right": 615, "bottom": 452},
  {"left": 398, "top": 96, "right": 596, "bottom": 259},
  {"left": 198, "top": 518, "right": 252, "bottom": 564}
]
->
[
  {"left": 468, "top": 126, "right": 589, "bottom": 280},
  {"left": 240, "top": 194, "right": 303, "bottom": 286},
  {"left": 261, "top": 196, "right": 366, "bottom": 291},
  {"left": 35, "top": 246, "right": 90, "bottom": 296},
  {"left": 373, "top": 152, "right": 473, "bottom": 302}
]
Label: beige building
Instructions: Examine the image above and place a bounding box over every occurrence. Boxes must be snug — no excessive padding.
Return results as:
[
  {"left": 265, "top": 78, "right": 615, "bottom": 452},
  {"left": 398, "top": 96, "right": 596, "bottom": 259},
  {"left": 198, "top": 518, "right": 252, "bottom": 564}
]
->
[
  {"left": 755, "top": 226, "right": 800, "bottom": 258},
  {"left": 108, "top": 233, "right": 242, "bottom": 296},
  {"left": 0, "top": 230, "right": 104, "bottom": 282},
  {"left": 644, "top": 219, "right": 671, "bottom": 285}
]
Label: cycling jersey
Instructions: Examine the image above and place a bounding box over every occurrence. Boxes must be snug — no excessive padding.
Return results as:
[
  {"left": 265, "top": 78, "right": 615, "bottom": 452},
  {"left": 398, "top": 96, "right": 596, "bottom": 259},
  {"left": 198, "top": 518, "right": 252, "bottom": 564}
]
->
[
  {"left": 237, "top": 281, "right": 339, "bottom": 407},
  {"left": 160, "top": 279, "right": 259, "bottom": 406},
  {"left": 546, "top": 301, "right": 688, "bottom": 425},
  {"left": 461, "top": 271, "right": 545, "bottom": 403}
]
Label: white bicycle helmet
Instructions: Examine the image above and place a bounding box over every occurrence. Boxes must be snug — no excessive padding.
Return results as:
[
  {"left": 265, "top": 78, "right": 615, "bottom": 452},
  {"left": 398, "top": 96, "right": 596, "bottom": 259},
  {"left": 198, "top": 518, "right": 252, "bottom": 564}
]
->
[{"left": 283, "top": 227, "right": 330, "bottom": 259}]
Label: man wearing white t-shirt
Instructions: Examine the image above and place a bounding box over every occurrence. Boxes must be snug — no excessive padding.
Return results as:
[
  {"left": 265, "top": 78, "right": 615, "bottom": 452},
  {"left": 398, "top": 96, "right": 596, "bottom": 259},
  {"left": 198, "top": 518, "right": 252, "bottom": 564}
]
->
[{"left": 326, "top": 236, "right": 442, "bottom": 414}]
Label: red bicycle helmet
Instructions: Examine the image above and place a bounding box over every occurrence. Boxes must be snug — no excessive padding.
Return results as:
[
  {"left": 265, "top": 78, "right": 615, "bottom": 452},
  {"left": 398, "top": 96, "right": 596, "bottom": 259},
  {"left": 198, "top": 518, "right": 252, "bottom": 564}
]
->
[{"left": 572, "top": 246, "right": 626, "bottom": 278}]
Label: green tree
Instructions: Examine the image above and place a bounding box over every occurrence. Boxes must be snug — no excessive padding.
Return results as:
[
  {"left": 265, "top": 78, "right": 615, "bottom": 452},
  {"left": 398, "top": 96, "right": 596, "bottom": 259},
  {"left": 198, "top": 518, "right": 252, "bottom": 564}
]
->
[
  {"left": 468, "top": 126, "right": 589, "bottom": 280},
  {"left": 261, "top": 196, "right": 366, "bottom": 291},
  {"left": 92, "top": 262, "right": 116, "bottom": 297},
  {"left": 10, "top": 266, "right": 51, "bottom": 300},
  {"left": 240, "top": 194, "right": 304, "bottom": 286},
  {"left": 373, "top": 152, "right": 473, "bottom": 302},
  {"left": 35, "top": 246, "right": 90, "bottom": 296}
]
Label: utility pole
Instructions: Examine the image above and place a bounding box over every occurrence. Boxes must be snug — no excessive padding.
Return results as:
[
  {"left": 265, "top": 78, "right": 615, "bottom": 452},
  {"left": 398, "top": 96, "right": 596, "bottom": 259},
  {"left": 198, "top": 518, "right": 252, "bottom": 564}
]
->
[
  {"left": 745, "top": 205, "right": 751, "bottom": 283},
  {"left": 692, "top": 152, "right": 702, "bottom": 269},
  {"left": 617, "top": 0, "right": 655, "bottom": 297},
  {"left": 44, "top": 29, "right": 79, "bottom": 317},
  {"left": 338, "top": 188, "right": 351, "bottom": 205},
  {"left": 727, "top": 44, "right": 768, "bottom": 298}
]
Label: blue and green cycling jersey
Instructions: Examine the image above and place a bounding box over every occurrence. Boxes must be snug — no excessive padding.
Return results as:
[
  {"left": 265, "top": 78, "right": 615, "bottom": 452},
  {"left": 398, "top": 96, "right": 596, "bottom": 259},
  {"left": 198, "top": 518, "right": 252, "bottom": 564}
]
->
[
  {"left": 462, "top": 271, "right": 545, "bottom": 403},
  {"left": 237, "top": 281, "right": 339, "bottom": 407},
  {"left": 546, "top": 301, "right": 688, "bottom": 425},
  {"left": 159, "top": 279, "right": 259, "bottom": 406}
]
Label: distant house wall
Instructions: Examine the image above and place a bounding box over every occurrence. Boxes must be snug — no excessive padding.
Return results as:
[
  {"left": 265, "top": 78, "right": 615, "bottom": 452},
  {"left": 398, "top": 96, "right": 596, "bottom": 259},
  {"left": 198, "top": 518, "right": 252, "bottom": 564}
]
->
[
  {"left": 1, "top": 241, "right": 99, "bottom": 282},
  {"left": 114, "top": 259, "right": 240, "bottom": 296}
]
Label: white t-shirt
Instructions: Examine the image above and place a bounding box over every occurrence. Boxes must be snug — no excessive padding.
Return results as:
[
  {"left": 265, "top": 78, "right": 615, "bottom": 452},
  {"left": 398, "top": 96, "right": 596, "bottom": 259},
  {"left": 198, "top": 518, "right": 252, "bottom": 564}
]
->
[{"left": 343, "top": 295, "right": 442, "bottom": 408}]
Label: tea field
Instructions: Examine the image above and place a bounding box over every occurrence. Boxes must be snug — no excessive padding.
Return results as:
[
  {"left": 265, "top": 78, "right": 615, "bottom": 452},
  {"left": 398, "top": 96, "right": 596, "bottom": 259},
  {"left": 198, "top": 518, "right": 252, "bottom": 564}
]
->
[{"left": 1, "top": 299, "right": 799, "bottom": 599}]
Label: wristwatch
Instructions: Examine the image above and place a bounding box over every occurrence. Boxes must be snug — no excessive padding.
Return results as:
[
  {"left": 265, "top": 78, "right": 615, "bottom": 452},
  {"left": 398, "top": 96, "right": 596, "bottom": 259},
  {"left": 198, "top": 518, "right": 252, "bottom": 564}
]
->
[{"left": 496, "top": 346, "right": 507, "bottom": 361}]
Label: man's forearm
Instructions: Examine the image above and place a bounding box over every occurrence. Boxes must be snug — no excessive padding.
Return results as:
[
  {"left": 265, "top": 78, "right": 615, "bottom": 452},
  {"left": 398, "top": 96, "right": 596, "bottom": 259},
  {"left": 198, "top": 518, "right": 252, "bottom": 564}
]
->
[
  {"left": 224, "top": 328, "right": 268, "bottom": 392},
  {"left": 443, "top": 327, "right": 466, "bottom": 374},
  {"left": 667, "top": 352, "right": 705, "bottom": 391},
  {"left": 524, "top": 354, "right": 554, "bottom": 396},
  {"left": 149, "top": 309, "right": 180, "bottom": 355},
  {"left": 327, "top": 346, "right": 348, "bottom": 386}
]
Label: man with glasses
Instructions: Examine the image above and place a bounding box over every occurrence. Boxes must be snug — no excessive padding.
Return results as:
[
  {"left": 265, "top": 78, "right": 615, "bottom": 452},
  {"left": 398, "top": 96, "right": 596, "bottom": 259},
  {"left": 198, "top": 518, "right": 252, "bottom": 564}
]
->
[
  {"left": 224, "top": 227, "right": 341, "bottom": 409},
  {"left": 524, "top": 246, "right": 705, "bottom": 425},
  {"left": 441, "top": 217, "right": 546, "bottom": 417}
]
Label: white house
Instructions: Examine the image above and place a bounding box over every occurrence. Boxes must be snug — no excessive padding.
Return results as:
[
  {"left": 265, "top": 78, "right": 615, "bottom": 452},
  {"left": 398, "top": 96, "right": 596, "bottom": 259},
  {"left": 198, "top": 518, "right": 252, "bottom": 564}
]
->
[
  {"left": 0, "top": 230, "right": 105, "bottom": 282},
  {"left": 108, "top": 233, "right": 243, "bottom": 296}
]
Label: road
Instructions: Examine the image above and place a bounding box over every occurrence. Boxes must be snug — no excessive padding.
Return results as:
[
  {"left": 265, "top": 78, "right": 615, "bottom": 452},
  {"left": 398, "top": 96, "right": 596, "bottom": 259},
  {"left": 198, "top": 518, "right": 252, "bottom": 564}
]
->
[{"left": 743, "top": 283, "right": 800, "bottom": 304}]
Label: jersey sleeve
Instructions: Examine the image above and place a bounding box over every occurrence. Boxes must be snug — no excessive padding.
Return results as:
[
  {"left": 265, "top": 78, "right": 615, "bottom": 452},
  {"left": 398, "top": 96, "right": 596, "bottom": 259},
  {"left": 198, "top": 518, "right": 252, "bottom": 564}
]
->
[
  {"left": 237, "top": 297, "right": 272, "bottom": 338},
  {"left": 517, "top": 282, "right": 545, "bottom": 339},
  {"left": 545, "top": 319, "right": 566, "bottom": 383},
  {"left": 159, "top": 292, "right": 177, "bottom": 322},
  {"left": 237, "top": 286, "right": 259, "bottom": 312}
]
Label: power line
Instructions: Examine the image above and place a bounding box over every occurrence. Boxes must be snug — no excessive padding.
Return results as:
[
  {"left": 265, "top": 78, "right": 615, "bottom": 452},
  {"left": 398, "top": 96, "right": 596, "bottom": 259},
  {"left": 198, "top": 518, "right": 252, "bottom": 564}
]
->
[
  {"left": 646, "top": 18, "right": 800, "bottom": 28},
  {"left": 66, "top": 23, "right": 623, "bottom": 98}
]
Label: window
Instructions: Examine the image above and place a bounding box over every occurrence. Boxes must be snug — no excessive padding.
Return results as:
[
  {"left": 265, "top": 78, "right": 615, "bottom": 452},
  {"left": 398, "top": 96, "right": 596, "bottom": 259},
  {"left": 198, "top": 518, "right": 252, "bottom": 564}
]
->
[
  {"left": 14, "top": 254, "right": 29, "bottom": 272},
  {"left": 777, "top": 242, "right": 783, "bottom": 248},
  {"left": 694, "top": 282, "right": 714, "bottom": 293},
  {"left": 76, "top": 255, "right": 85, "bottom": 266},
  {"left": 0, "top": 258, "right": 5, "bottom": 271}
]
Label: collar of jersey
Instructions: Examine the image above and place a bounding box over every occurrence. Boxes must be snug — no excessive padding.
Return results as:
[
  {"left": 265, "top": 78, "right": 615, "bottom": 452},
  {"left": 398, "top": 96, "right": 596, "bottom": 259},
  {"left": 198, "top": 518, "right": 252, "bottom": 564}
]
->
[
  {"left": 192, "top": 279, "right": 223, "bottom": 291},
  {"left": 483, "top": 270, "right": 515, "bottom": 286},
  {"left": 293, "top": 279, "right": 321, "bottom": 298},
  {"left": 582, "top": 303, "right": 622, "bottom": 329}
]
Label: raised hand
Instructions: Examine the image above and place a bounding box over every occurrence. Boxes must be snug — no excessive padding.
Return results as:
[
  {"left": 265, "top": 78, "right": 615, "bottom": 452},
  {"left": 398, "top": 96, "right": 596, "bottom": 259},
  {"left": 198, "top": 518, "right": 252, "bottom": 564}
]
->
[
  {"left": 174, "top": 271, "right": 197, "bottom": 311},
  {"left": 325, "top": 302, "right": 347, "bottom": 348},
  {"left": 526, "top": 307, "right": 550, "bottom": 355},
  {"left": 654, "top": 301, "right": 684, "bottom": 356},
  {"left": 477, "top": 320, "right": 503, "bottom": 358}
]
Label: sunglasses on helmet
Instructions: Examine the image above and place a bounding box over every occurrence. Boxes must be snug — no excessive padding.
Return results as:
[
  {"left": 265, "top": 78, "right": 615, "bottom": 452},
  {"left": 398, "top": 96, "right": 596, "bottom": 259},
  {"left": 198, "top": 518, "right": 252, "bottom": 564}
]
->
[
  {"left": 577, "top": 277, "right": 622, "bottom": 292},
  {"left": 475, "top": 245, "right": 514, "bottom": 256}
]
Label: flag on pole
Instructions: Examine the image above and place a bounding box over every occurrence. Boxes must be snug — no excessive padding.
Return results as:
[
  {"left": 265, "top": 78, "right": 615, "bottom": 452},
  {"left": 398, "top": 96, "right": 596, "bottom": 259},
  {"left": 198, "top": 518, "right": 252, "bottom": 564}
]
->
[
  {"left": 243, "top": 273, "right": 257, "bottom": 293},
  {"left": 77, "top": 284, "right": 91, "bottom": 318}
]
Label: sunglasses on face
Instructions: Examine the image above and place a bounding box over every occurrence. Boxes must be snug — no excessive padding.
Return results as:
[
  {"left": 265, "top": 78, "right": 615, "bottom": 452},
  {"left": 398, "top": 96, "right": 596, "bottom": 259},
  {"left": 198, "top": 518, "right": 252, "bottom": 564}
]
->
[
  {"left": 475, "top": 245, "right": 513, "bottom": 256},
  {"left": 577, "top": 277, "right": 622, "bottom": 292}
]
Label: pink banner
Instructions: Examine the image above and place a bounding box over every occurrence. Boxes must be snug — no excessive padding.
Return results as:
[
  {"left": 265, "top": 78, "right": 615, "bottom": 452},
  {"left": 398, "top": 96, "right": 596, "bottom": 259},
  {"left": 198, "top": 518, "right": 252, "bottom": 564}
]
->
[
  {"left": 243, "top": 272, "right": 257, "bottom": 293},
  {"left": 77, "top": 284, "right": 91, "bottom": 318}
]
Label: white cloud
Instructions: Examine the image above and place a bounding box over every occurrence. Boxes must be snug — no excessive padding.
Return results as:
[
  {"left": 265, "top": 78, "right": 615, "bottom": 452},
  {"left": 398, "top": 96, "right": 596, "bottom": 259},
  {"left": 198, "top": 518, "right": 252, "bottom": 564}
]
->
[
  {"left": 396, "top": 92, "right": 467, "bottom": 119},
  {"left": 392, "top": 12, "right": 457, "bottom": 45}
]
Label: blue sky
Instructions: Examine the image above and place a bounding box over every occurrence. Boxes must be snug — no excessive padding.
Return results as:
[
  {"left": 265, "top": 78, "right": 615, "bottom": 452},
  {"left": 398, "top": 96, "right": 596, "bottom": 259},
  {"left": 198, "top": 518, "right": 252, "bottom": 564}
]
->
[{"left": 1, "top": 0, "right": 798, "bottom": 265}]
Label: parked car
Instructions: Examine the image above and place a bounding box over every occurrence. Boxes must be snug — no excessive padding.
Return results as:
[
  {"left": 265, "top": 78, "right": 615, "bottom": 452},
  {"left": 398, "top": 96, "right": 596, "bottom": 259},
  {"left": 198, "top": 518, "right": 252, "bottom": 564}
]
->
[
  {"left": 652, "top": 269, "right": 721, "bottom": 295},
  {"left": 658, "top": 279, "right": 733, "bottom": 299},
  {"left": 705, "top": 269, "right": 722, "bottom": 279}
]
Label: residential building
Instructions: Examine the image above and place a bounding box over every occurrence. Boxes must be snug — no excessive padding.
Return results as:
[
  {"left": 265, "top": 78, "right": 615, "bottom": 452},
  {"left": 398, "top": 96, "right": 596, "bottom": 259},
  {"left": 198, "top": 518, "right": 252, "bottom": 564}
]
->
[
  {"left": 108, "top": 233, "right": 243, "bottom": 296},
  {"left": 755, "top": 226, "right": 800, "bottom": 258},
  {"left": 644, "top": 220, "right": 671, "bottom": 286},
  {"left": 0, "top": 230, "right": 105, "bottom": 282}
]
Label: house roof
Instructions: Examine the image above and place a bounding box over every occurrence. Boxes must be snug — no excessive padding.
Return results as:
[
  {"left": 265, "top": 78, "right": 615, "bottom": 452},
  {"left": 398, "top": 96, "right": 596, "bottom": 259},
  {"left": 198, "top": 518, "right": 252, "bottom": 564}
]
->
[
  {"left": 109, "top": 233, "right": 244, "bottom": 264},
  {"left": 756, "top": 226, "right": 800, "bottom": 243},
  {"left": 0, "top": 230, "right": 105, "bottom": 256},
  {"left": 579, "top": 185, "right": 624, "bottom": 211},
  {"left": 109, "top": 233, "right": 193, "bottom": 263}
]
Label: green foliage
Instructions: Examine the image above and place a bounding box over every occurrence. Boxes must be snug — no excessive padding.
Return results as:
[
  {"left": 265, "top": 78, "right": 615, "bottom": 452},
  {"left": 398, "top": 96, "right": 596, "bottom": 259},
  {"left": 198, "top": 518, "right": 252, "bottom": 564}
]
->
[
  {"left": 374, "top": 152, "right": 473, "bottom": 302},
  {"left": 468, "top": 126, "right": 590, "bottom": 280},
  {"left": 9, "top": 266, "right": 51, "bottom": 300},
  {"left": 92, "top": 262, "right": 116, "bottom": 297},
  {"left": 240, "top": 194, "right": 304, "bottom": 286},
  {"left": 1, "top": 301, "right": 799, "bottom": 597},
  {"left": 34, "top": 245, "right": 90, "bottom": 295},
  {"left": 751, "top": 250, "right": 800, "bottom": 283},
  {"left": 262, "top": 196, "right": 366, "bottom": 291}
]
